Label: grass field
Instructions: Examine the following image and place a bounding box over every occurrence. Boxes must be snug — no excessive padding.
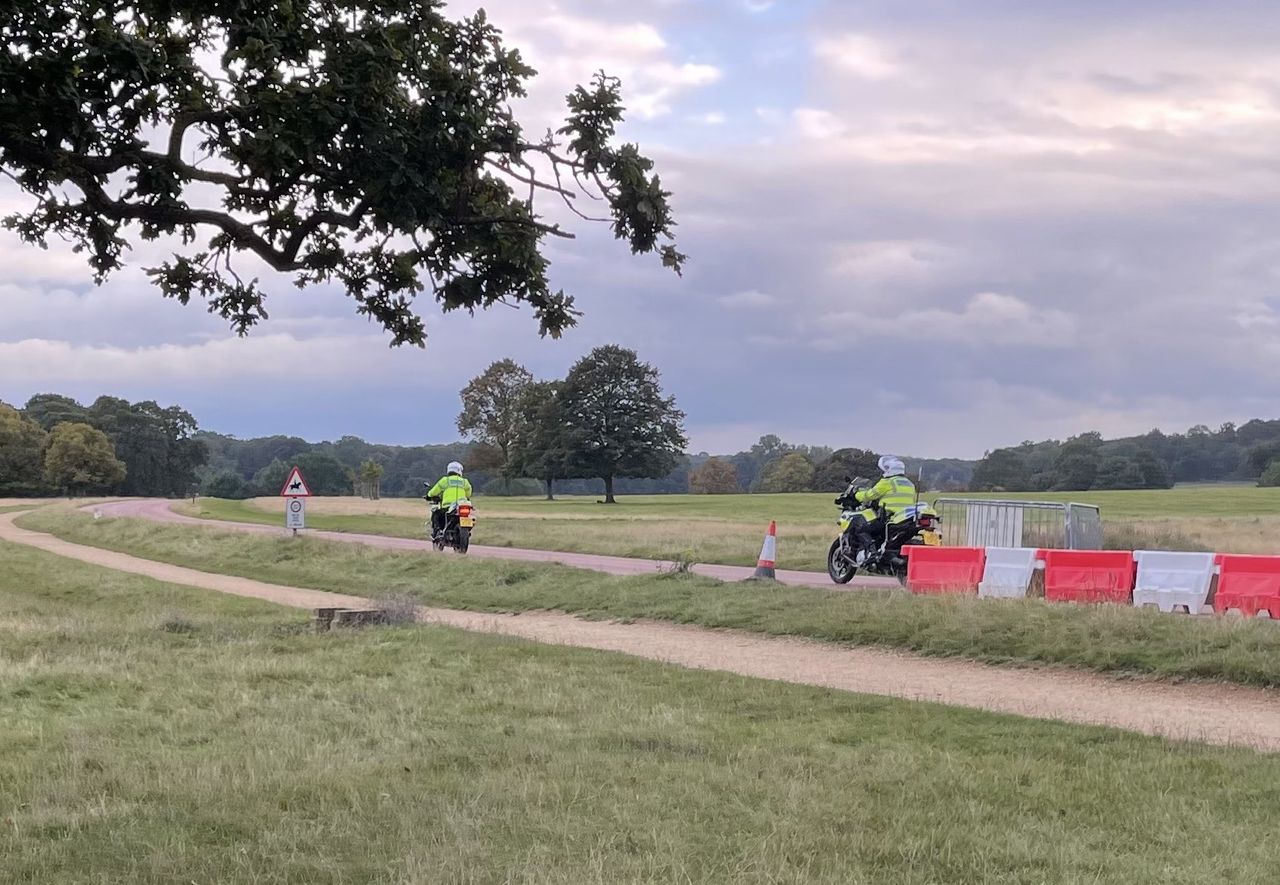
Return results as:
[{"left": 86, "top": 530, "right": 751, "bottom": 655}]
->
[
  {"left": 5, "top": 538, "right": 1280, "bottom": 882},
  {"left": 176, "top": 484, "right": 1280, "bottom": 569},
  {"left": 23, "top": 507, "right": 1280, "bottom": 688}
]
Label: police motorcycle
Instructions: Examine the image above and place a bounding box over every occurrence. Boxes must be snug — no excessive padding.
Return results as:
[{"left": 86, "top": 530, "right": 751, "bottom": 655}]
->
[
  {"left": 424, "top": 487, "right": 476, "bottom": 554},
  {"left": 827, "top": 476, "right": 942, "bottom": 585}
]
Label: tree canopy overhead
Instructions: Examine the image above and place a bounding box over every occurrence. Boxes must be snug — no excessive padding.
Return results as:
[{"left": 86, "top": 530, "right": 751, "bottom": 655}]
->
[{"left": 0, "top": 2, "right": 685, "bottom": 346}]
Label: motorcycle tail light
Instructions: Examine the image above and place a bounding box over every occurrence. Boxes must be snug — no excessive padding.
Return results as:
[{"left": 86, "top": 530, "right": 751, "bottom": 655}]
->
[{"left": 458, "top": 504, "right": 473, "bottom": 517}]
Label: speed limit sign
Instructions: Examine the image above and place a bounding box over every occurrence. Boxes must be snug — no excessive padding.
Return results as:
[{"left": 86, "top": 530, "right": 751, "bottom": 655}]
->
[{"left": 286, "top": 497, "right": 306, "bottom": 531}]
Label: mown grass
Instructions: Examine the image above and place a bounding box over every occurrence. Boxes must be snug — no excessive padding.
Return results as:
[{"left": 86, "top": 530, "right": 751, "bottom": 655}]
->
[
  {"left": 22, "top": 508, "right": 1280, "bottom": 688},
  {"left": 5, "top": 538, "right": 1280, "bottom": 883}
]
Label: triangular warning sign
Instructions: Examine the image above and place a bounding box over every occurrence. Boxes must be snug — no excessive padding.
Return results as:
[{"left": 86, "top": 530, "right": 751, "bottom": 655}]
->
[{"left": 279, "top": 466, "right": 312, "bottom": 498}]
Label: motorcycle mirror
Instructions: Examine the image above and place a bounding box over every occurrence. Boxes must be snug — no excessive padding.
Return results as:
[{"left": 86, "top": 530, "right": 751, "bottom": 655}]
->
[{"left": 843, "top": 475, "right": 852, "bottom": 483}]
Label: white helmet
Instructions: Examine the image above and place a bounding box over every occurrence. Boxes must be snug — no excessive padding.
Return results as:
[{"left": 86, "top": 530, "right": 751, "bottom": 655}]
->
[
  {"left": 878, "top": 455, "right": 906, "bottom": 477},
  {"left": 447, "top": 461, "right": 464, "bottom": 475}
]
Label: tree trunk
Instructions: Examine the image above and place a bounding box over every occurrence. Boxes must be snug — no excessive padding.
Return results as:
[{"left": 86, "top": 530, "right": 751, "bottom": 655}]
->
[
  {"left": 603, "top": 475, "right": 616, "bottom": 504},
  {"left": 545, "top": 477, "right": 555, "bottom": 501}
]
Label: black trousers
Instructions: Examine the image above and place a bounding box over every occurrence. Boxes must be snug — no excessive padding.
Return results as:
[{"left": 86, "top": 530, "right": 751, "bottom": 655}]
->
[{"left": 846, "top": 513, "right": 882, "bottom": 555}]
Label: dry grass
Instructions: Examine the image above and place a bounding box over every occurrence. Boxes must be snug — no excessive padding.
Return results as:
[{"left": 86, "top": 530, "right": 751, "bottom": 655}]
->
[{"left": 1108, "top": 515, "right": 1280, "bottom": 555}]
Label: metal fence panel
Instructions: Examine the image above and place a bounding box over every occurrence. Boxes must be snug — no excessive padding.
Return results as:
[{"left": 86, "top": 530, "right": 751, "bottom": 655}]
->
[
  {"left": 933, "top": 498, "right": 1103, "bottom": 550},
  {"left": 1067, "top": 503, "right": 1104, "bottom": 550}
]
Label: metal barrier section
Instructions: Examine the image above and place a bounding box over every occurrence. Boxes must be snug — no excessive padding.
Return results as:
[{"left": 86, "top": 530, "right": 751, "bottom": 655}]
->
[{"left": 933, "top": 499, "right": 1103, "bottom": 550}]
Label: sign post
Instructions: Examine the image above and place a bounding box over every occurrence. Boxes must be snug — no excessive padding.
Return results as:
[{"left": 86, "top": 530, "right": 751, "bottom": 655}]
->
[{"left": 279, "top": 466, "right": 312, "bottom": 536}]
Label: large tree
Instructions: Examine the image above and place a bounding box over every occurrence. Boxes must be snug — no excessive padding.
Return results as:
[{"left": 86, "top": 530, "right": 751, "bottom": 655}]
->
[
  {"left": 688, "top": 457, "right": 739, "bottom": 495},
  {"left": 558, "top": 346, "right": 686, "bottom": 504},
  {"left": 0, "top": 3, "right": 684, "bottom": 346},
  {"left": 22, "top": 393, "right": 89, "bottom": 431},
  {"left": 294, "top": 452, "right": 352, "bottom": 496},
  {"left": 44, "top": 422, "right": 126, "bottom": 495},
  {"left": 970, "top": 448, "right": 1032, "bottom": 492},
  {"left": 507, "top": 381, "right": 569, "bottom": 501},
  {"left": 0, "top": 403, "right": 49, "bottom": 495},
  {"left": 456, "top": 359, "right": 533, "bottom": 469},
  {"left": 753, "top": 453, "right": 814, "bottom": 494},
  {"left": 87, "top": 396, "right": 207, "bottom": 496},
  {"left": 812, "top": 448, "right": 881, "bottom": 493}
]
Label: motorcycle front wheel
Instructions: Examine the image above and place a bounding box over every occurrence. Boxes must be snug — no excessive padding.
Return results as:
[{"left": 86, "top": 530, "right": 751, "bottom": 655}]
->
[{"left": 827, "top": 539, "right": 856, "bottom": 584}]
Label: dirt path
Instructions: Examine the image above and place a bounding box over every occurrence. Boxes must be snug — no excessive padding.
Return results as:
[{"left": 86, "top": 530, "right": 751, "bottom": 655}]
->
[
  {"left": 96, "top": 499, "right": 898, "bottom": 590},
  {"left": 6, "top": 511, "right": 1280, "bottom": 750}
]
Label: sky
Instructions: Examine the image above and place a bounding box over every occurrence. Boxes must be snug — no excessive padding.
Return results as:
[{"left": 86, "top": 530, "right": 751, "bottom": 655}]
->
[{"left": 5, "top": 0, "right": 1280, "bottom": 459}]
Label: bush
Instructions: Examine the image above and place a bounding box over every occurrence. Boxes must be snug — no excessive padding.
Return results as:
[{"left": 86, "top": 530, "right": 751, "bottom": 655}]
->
[
  {"left": 1260, "top": 459, "right": 1280, "bottom": 488},
  {"left": 202, "top": 471, "right": 252, "bottom": 499}
]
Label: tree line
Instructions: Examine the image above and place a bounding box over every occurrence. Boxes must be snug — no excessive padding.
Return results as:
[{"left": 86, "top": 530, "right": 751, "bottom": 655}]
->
[
  {"left": 970, "top": 421, "right": 1280, "bottom": 492},
  {"left": 0, "top": 394, "right": 206, "bottom": 496},
  {"left": 683, "top": 436, "right": 973, "bottom": 495}
]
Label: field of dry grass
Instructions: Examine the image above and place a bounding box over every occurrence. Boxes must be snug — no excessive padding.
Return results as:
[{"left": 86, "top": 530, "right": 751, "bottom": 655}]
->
[{"left": 187, "top": 490, "right": 1280, "bottom": 567}]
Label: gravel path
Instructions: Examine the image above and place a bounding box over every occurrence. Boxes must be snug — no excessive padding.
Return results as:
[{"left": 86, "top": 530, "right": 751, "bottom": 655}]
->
[
  {"left": 94, "top": 498, "right": 900, "bottom": 589},
  {"left": 6, "top": 509, "right": 1280, "bottom": 750}
]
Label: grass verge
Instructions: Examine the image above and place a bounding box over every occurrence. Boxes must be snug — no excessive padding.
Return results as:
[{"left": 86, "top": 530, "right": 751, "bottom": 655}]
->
[
  {"left": 21, "top": 508, "right": 1280, "bottom": 688},
  {"left": 4, "top": 538, "right": 1280, "bottom": 883}
]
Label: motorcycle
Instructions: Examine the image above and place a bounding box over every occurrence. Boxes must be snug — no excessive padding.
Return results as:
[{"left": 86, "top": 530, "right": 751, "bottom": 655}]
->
[
  {"left": 425, "top": 493, "right": 476, "bottom": 554},
  {"left": 826, "top": 476, "right": 942, "bottom": 585}
]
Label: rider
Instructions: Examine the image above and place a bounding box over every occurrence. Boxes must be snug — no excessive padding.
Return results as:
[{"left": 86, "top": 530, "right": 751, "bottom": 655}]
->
[
  {"left": 426, "top": 461, "right": 473, "bottom": 540},
  {"left": 841, "top": 455, "right": 917, "bottom": 563}
]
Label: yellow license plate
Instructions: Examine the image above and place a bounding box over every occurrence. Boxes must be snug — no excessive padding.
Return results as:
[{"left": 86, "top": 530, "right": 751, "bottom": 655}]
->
[
  {"left": 922, "top": 531, "right": 941, "bottom": 546},
  {"left": 459, "top": 518, "right": 475, "bottom": 527}
]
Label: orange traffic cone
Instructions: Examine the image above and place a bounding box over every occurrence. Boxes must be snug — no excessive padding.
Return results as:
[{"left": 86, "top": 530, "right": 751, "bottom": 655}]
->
[{"left": 753, "top": 521, "right": 778, "bottom": 580}]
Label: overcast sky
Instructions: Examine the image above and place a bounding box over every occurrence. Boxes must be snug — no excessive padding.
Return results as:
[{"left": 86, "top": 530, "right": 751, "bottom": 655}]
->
[{"left": 5, "top": 0, "right": 1280, "bottom": 458}]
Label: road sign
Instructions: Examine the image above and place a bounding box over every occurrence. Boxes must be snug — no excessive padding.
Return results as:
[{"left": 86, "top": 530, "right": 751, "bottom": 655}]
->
[
  {"left": 286, "top": 497, "right": 305, "bottom": 530},
  {"left": 279, "top": 466, "right": 311, "bottom": 498}
]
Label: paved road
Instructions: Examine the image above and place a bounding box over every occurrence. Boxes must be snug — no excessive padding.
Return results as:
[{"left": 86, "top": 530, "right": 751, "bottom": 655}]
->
[{"left": 94, "top": 499, "right": 900, "bottom": 590}]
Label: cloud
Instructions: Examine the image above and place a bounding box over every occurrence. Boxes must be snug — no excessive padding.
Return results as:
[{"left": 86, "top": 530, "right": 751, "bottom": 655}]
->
[
  {"left": 9, "top": 1, "right": 1280, "bottom": 457},
  {"left": 814, "top": 33, "right": 900, "bottom": 80},
  {"left": 716, "top": 289, "right": 777, "bottom": 309},
  {"left": 842, "top": 292, "right": 1079, "bottom": 347}
]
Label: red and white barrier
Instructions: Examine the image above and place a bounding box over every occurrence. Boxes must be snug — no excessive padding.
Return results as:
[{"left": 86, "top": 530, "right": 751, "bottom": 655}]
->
[
  {"left": 978, "top": 547, "right": 1043, "bottom": 599},
  {"left": 1132, "top": 551, "right": 1216, "bottom": 614},
  {"left": 1213, "top": 555, "right": 1280, "bottom": 617}
]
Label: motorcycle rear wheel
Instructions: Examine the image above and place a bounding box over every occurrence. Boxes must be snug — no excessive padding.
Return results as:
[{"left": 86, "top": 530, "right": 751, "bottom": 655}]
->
[
  {"left": 827, "top": 539, "right": 856, "bottom": 585},
  {"left": 457, "top": 527, "right": 471, "bottom": 554}
]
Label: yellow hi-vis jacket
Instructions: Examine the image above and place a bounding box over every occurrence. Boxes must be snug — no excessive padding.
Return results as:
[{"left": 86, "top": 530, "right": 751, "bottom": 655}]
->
[
  {"left": 855, "top": 475, "right": 917, "bottom": 523},
  {"left": 427, "top": 474, "right": 473, "bottom": 505}
]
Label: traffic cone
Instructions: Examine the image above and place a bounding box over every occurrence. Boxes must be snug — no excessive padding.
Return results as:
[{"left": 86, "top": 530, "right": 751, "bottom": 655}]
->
[{"left": 753, "top": 521, "right": 778, "bottom": 580}]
